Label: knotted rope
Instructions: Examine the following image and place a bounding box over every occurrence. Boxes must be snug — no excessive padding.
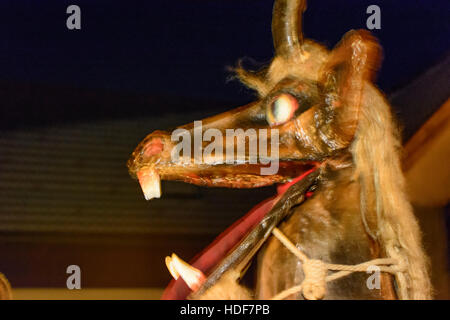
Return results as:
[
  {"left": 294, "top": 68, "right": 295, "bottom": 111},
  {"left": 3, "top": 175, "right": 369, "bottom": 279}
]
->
[{"left": 270, "top": 228, "right": 406, "bottom": 300}]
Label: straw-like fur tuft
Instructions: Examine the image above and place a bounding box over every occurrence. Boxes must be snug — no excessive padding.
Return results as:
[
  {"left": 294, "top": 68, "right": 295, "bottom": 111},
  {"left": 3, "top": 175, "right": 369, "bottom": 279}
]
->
[{"left": 352, "top": 84, "right": 432, "bottom": 299}]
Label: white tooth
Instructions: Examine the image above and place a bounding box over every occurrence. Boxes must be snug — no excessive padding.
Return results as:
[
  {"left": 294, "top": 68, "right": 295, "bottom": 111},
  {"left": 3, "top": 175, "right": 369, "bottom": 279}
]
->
[
  {"left": 165, "top": 253, "right": 206, "bottom": 291},
  {"left": 138, "top": 169, "right": 161, "bottom": 201},
  {"left": 165, "top": 256, "right": 179, "bottom": 280}
]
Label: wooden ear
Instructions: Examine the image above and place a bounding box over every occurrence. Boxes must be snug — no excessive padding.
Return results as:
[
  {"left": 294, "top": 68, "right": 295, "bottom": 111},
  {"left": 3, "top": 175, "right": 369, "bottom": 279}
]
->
[{"left": 320, "top": 30, "right": 381, "bottom": 143}]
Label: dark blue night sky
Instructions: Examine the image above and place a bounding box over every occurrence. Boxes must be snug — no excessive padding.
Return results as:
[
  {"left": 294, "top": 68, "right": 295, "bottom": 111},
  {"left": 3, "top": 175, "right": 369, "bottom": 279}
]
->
[
  {"left": 0, "top": 0, "right": 449, "bottom": 127},
  {"left": 0, "top": 1, "right": 448, "bottom": 290}
]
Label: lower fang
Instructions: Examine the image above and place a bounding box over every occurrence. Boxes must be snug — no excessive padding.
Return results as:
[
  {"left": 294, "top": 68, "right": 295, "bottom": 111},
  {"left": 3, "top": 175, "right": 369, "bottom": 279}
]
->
[
  {"left": 137, "top": 169, "right": 161, "bottom": 201},
  {"left": 165, "top": 256, "right": 179, "bottom": 280},
  {"left": 165, "top": 253, "right": 206, "bottom": 292}
]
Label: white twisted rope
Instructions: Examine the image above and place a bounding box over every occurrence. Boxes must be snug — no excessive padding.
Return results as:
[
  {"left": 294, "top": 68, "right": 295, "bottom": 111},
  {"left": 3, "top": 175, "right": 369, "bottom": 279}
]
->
[{"left": 270, "top": 228, "right": 405, "bottom": 300}]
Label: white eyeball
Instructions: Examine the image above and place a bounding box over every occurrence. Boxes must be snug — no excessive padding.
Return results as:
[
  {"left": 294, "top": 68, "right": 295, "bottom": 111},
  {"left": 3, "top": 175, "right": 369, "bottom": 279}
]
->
[{"left": 267, "top": 93, "right": 299, "bottom": 126}]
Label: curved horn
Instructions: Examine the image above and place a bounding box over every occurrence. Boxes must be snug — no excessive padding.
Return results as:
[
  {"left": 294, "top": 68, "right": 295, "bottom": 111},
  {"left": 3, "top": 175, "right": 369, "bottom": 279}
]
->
[{"left": 272, "top": 0, "right": 306, "bottom": 57}]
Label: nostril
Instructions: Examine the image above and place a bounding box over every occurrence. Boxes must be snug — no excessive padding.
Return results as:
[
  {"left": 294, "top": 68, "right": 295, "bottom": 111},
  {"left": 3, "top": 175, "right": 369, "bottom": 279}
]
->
[{"left": 143, "top": 138, "right": 164, "bottom": 158}]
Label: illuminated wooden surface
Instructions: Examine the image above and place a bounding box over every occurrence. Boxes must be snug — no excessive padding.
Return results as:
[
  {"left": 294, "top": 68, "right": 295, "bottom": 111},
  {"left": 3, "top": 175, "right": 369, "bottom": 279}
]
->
[
  {"left": 404, "top": 98, "right": 450, "bottom": 207},
  {"left": 12, "top": 288, "right": 164, "bottom": 300}
]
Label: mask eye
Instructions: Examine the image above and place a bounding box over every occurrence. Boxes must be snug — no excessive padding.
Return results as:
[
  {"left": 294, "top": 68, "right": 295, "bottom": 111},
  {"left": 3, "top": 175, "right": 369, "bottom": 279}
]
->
[{"left": 266, "top": 93, "right": 299, "bottom": 126}]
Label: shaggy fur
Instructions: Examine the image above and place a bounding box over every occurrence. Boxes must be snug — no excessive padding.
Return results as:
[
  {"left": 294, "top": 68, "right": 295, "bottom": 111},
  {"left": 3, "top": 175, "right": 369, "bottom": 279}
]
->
[{"left": 353, "top": 84, "right": 432, "bottom": 299}]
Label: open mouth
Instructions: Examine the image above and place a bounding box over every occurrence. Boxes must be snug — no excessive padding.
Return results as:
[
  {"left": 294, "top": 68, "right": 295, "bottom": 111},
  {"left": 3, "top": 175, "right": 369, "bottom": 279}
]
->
[
  {"left": 158, "top": 166, "right": 320, "bottom": 300},
  {"left": 129, "top": 154, "right": 321, "bottom": 299},
  {"left": 128, "top": 104, "right": 323, "bottom": 299}
]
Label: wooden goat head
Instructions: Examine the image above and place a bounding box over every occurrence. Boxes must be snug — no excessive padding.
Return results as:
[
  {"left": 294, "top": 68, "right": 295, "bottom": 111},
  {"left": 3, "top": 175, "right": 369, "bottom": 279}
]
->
[{"left": 127, "top": 0, "right": 380, "bottom": 199}]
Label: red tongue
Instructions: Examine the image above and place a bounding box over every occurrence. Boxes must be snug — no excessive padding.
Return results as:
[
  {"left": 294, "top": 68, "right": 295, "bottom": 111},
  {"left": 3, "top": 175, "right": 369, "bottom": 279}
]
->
[{"left": 161, "top": 168, "right": 316, "bottom": 300}]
